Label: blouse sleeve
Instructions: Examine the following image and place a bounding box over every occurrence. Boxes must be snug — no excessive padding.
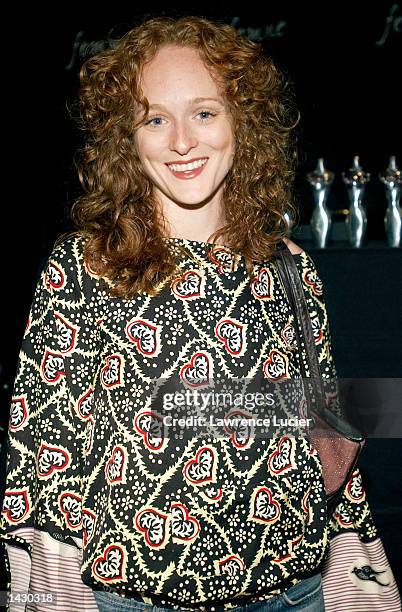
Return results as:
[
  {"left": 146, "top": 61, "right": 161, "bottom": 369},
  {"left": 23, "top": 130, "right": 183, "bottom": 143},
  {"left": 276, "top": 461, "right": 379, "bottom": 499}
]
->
[
  {"left": 293, "top": 250, "right": 344, "bottom": 419},
  {"left": 0, "top": 235, "right": 102, "bottom": 611},
  {"left": 296, "top": 253, "right": 401, "bottom": 608},
  {"left": 294, "top": 252, "right": 381, "bottom": 535}
]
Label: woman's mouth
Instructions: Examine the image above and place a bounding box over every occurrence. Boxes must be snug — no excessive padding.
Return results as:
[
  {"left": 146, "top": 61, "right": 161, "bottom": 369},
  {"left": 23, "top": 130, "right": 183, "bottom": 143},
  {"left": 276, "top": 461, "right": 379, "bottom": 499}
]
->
[{"left": 166, "top": 158, "right": 208, "bottom": 180}]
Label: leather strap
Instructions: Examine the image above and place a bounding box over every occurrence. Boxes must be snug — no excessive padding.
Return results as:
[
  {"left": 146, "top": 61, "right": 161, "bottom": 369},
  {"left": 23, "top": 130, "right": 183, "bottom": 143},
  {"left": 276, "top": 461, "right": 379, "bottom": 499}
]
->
[{"left": 275, "top": 242, "right": 326, "bottom": 415}]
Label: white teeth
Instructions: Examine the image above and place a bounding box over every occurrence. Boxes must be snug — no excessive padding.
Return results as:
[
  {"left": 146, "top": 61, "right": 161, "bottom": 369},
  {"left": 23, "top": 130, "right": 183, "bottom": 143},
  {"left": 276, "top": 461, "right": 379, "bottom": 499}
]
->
[{"left": 168, "top": 159, "right": 208, "bottom": 172}]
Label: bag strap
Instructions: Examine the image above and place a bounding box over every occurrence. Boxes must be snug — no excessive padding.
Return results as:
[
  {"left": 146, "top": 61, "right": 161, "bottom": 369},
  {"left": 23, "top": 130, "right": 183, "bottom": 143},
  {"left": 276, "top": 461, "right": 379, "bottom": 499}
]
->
[
  {"left": 275, "top": 242, "right": 366, "bottom": 443},
  {"left": 275, "top": 242, "right": 326, "bottom": 414}
]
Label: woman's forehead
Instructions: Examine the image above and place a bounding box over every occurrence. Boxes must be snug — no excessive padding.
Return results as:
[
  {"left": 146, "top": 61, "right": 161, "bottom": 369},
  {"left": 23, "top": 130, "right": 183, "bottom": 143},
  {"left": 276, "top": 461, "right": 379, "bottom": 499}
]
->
[{"left": 140, "top": 46, "right": 224, "bottom": 101}]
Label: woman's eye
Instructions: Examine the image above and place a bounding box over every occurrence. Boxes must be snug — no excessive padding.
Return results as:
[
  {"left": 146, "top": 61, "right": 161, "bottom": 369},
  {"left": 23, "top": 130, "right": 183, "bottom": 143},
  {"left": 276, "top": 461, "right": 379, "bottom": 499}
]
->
[
  {"left": 198, "top": 111, "right": 216, "bottom": 121},
  {"left": 144, "top": 110, "right": 216, "bottom": 127},
  {"left": 144, "top": 116, "right": 165, "bottom": 127}
]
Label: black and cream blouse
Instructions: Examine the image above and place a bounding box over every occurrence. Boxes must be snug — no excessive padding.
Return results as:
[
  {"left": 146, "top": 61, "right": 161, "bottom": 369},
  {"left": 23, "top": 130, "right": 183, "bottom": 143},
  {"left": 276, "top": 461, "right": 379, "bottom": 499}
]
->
[{"left": 0, "top": 235, "right": 381, "bottom": 611}]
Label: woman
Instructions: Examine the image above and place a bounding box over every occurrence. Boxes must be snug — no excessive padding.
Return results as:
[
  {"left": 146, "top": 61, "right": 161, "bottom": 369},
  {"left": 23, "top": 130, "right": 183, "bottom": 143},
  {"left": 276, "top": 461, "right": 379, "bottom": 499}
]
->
[{"left": 0, "top": 15, "right": 399, "bottom": 612}]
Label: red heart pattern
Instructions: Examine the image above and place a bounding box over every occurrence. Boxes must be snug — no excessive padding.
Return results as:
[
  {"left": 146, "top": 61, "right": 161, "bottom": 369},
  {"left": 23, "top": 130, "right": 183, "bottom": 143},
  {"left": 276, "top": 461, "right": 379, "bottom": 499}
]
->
[
  {"left": 44, "top": 260, "right": 65, "bottom": 290},
  {"left": 310, "top": 313, "right": 323, "bottom": 345},
  {"left": 134, "top": 411, "right": 165, "bottom": 451},
  {"left": 2, "top": 489, "right": 31, "bottom": 523},
  {"left": 250, "top": 487, "right": 281, "bottom": 524},
  {"left": 59, "top": 492, "right": 82, "bottom": 529},
  {"left": 135, "top": 508, "right": 169, "bottom": 548},
  {"left": 41, "top": 350, "right": 65, "bottom": 384},
  {"left": 92, "top": 544, "right": 126, "bottom": 582},
  {"left": 303, "top": 269, "right": 323, "bottom": 296},
  {"left": 82, "top": 508, "right": 97, "bottom": 547},
  {"left": 54, "top": 313, "right": 77, "bottom": 353},
  {"left": 268, "top": 436, "right": 294, "bottom": 474},
  {"left": 345, "top": 470, "right": 365, "bottom": 503},
  {"left": 101, "top": 355, "right": 123, "bottom": 388},
  {"left": 250, "top": 268, "right": 273, "bottom": 299},
  {"left": 218, "top": 555, "right": 245, "bottom": 576},
  {"left": 105, "top": 446, "right": 126, "bottom": 484},
  {"left": 224, "top": 410, "right": 253, "bottom": 449},
  {"left": 208, "top": 246, "right": 239, "bottom": 273},
  {"left": 280, "top": 323, "right": 296, "bottom": 347},
  {"left": 334, "top": 502, "right": 353, "bottom": 527},
  {"left": 36, "top": 444, "right": 70, "bottom": 478},
  {"left": 215, "top": 319, "right": 246, "bottom": 356},
  {"left": 77, "top": 388, "right": 94, "bottom": 420},
  {"left": 171, "top": 503, "right": 200, "bottom": 541},
  {"left": 125, "top": 319, "right": 159, "bottom": 356},
  {"left": 171, "top": 270, "right": 203, "bottom": 299},
  {"left": 263, "top": 349, "right": 289, "bottom": 381},
  {"left": 180, "top": 352, "right": 212, "bottom": 388},
  {"left": 183, "top": 447, "right": 216, "bottom": 484},
  {"left": 9, "top": 396, "right": 28, "bottom": 430}
]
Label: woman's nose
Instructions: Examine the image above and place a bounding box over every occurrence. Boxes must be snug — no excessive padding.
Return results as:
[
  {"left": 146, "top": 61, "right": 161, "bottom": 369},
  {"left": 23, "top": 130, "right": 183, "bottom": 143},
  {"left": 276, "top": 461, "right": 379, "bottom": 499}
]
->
[{"left": 169, "top": 120, "right": 198, "bottom": 155}]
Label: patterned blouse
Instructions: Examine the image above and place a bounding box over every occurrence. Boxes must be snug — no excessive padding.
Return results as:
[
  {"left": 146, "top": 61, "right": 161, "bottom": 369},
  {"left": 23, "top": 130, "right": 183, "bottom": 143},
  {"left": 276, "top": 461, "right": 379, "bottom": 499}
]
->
[{"left": 0, "top": 234, "right": 384, "bottom": 611}]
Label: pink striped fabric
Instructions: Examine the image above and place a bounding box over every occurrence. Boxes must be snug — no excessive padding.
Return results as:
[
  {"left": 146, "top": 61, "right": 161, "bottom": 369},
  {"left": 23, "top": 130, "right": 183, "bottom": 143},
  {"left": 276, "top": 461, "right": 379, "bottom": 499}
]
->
[
  {"left": 5, "top": 527, "right": 98, "bottom": 612},
  {"left": 4, "top": 527, "right": 400, "bottom": 610},
  {"left": 6, "top": 544, "right": 31, "bottom": 603},
  {"left": 322, "top": 532, "right": 401, "bottom": 611}
]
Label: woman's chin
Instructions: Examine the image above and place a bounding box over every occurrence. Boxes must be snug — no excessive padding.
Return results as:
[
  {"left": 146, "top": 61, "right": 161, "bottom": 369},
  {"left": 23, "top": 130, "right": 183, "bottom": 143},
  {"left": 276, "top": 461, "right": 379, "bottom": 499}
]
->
[{"left": 157, "top": 182, "right": 225, "bottom": 209}]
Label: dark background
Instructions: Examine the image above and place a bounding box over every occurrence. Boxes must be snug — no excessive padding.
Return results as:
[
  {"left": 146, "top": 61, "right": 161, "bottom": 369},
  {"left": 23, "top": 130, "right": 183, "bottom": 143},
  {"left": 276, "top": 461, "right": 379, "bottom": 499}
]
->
[
  {"left": 1, "top": 0, "right": 401, "bottom": 587},
  {"left": 3, "top": 2, "right": 401, "bottom": 381}
]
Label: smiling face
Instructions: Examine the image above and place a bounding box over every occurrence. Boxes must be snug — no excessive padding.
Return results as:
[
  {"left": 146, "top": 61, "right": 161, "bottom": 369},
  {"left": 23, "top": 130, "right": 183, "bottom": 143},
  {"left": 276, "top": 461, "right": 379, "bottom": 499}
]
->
[{"left": 134, "top": 45, "right": 235, "bottom": 214}]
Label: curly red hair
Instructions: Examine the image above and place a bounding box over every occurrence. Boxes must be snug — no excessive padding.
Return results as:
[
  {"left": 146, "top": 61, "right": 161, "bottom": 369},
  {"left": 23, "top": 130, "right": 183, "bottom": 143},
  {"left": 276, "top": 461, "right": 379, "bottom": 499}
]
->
[{"left": 60, "top": 15, "right": 299, "bottom": 298}]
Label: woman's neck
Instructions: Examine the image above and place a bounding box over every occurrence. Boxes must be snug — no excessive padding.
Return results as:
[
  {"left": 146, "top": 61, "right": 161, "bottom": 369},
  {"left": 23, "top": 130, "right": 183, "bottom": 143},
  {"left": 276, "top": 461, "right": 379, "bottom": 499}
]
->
[{"left": 160, "top": 196, "right": 228, "bottom": 244}]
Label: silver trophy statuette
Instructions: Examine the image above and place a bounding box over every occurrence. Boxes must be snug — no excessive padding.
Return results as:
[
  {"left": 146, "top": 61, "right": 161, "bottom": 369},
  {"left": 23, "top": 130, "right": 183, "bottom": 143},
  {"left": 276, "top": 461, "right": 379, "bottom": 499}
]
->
[
  {"left": 379, "top": 156, "right": 401, "bottom": 248},
  {"left": 342, "top": 156, "right": 370, "bottom": 248},
  {"left": 307, "top": 158, "right": 334, "bottom": 248}
]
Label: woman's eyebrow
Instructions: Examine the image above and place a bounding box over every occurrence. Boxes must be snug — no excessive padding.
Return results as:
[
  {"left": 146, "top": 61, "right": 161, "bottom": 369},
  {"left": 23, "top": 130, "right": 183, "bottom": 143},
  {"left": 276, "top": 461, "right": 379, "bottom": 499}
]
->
[{"left": 148, "top": 97, "right": 225, "bottom": 110}]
